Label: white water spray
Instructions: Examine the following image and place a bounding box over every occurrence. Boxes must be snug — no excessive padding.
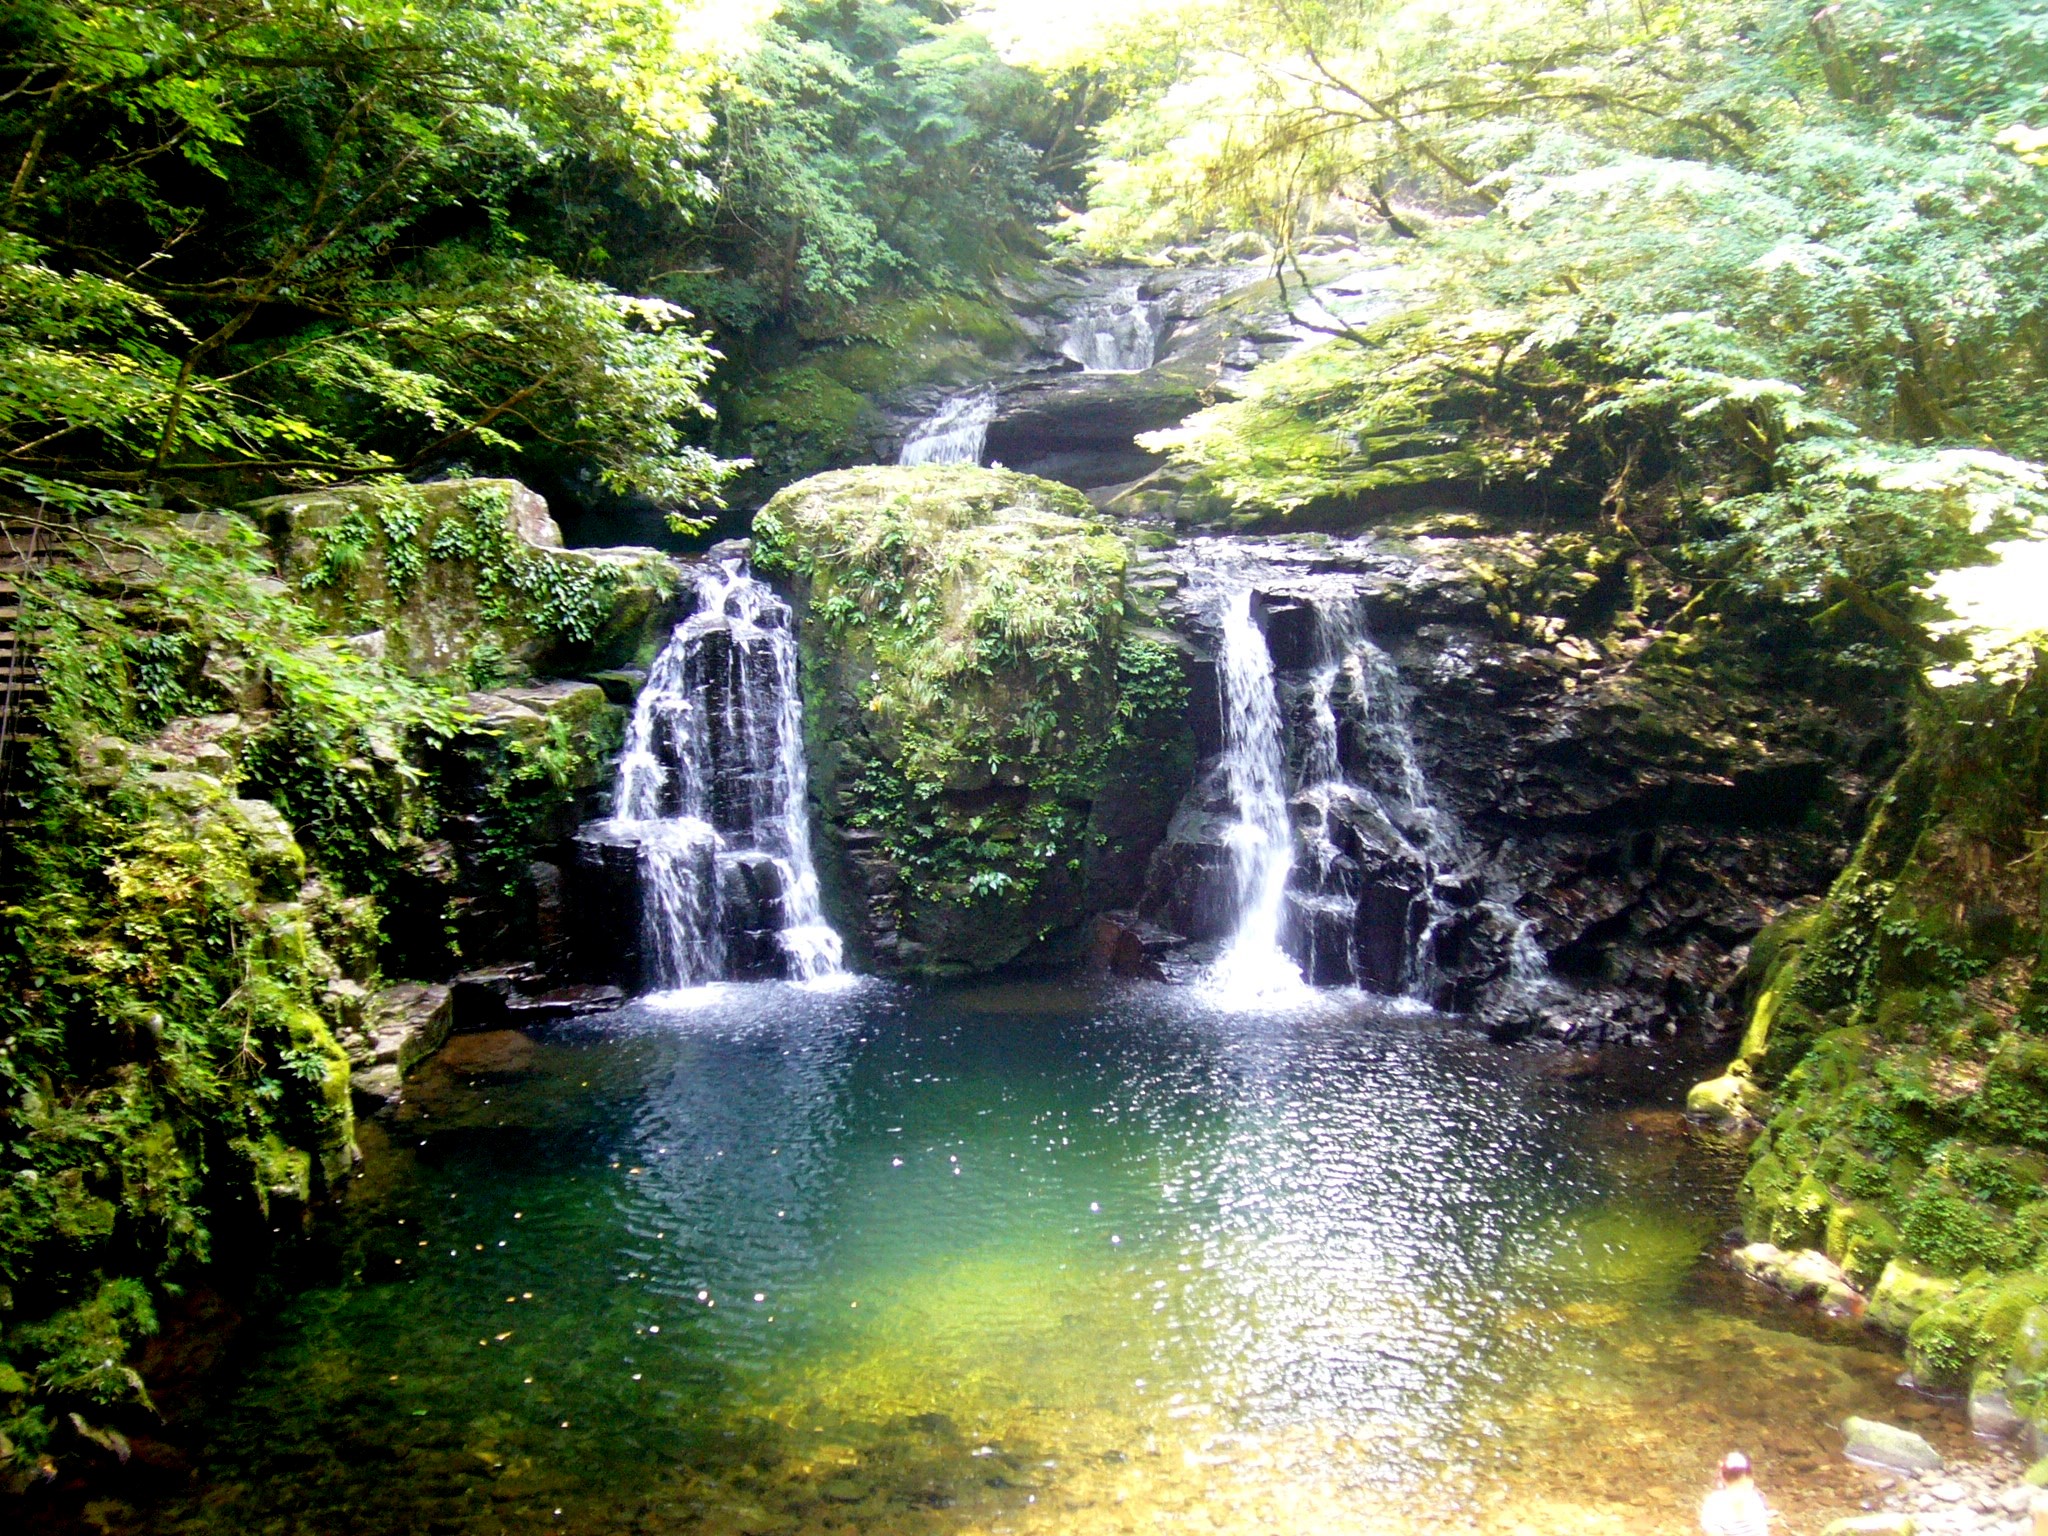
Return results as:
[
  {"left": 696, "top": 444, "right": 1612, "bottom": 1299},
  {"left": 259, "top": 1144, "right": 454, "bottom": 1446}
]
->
[
  {"left": 1058, "top": 284, "right": 1164, "bottom": 374},
  {"left": 610, "top": 562, "right": 845, "bottom": 991},
  {"left": 1184, "top": 553, "right": 1556, "bottom": 1011},
  {"left": 898, "top": 388, "right": 996, "bottom": 467},
  {"left": 1205, "top": 582, "right": 1307, "bottom": 1001}
]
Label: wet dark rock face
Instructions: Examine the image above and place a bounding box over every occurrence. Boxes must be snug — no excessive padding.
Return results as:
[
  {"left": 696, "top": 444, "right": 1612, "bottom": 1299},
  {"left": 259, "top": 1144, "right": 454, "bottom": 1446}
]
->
[
  {"left": 1128, "top": 533, "right": 1899, "bottom": 1044},
  {"left": 1393, "top": 641, "right": 1880, "bottom": 1036},
  {"left": 547, "top": 493, "right": 1890, "bottom": 1043}
]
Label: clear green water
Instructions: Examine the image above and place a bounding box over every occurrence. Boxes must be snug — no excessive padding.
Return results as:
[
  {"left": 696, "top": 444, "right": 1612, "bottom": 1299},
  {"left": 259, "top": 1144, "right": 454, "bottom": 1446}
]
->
[{"left": 112, "top": 979, "right": 1938, "bottom": 1535}]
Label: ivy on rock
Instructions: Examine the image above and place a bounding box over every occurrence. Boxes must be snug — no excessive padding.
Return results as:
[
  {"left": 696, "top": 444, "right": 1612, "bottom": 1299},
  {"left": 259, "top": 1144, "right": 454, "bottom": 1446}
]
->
[{"left": 753, "top": 465, "right": 1190, "bottom": 974}]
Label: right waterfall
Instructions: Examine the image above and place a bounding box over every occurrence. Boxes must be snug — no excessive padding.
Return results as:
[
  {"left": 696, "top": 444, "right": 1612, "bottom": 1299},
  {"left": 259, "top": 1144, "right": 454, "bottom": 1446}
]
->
[{"left": 1171, "top": 555, "right": 1554, "bottom": 1011}]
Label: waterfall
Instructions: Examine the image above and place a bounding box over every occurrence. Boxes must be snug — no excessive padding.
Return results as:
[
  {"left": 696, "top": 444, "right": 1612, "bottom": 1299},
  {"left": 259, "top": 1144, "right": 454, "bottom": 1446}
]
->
[
  {"left": 1288, "top": 595, "right": 1459, "bottom": 999},
  {"left": 1058, "top": 283, "right": 1164, "bottom": 374},
  {"left": 1182, "top": 556, "right": 1556, "bottom": 1010},
  {"left": 609, "top": 561, "right": 845, "bottom": 991},
  {"left": 899, "top": 388, "right": 996, "bottom": 467},
  {"left": 1204, "top": 579, "right": 1307, "bottom": 1000}
]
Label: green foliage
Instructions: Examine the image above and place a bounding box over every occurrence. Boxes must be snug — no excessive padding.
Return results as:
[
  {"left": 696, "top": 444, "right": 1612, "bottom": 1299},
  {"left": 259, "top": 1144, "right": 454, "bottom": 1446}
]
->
[
  {"left": 0, "top": 0, "right": 740, "bottom": 511},
  {"left": 0, "top": 500, "right": 619, "bottom": 1476},
  {"left": 1114, "top": 635, "right": 1189, "bottom": 732},
  {"left": 755, "top": 467, "right": 1134, "bottom": 950},
  {"left": 1908, "top": 1272, "right": 2048, "bottom": 1388},
  {"left": 1902, "top": 1178, "right": 2032, "bottom": 1276},
  {"left": 424, "top": 486, "right": 625, "bottom": 644},
  {"left": 1082, "top": 0, "right": 2048, "bottom": 677},
  {"left": 667, "top": 1, "right": 1058, "bottom": 333}
]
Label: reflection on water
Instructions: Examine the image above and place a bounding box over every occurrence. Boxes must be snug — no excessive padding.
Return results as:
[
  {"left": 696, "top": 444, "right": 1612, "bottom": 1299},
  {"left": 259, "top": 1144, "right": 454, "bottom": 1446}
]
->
[{"left": 102, "top": 980, "right": 1939, "bottom": 1535}]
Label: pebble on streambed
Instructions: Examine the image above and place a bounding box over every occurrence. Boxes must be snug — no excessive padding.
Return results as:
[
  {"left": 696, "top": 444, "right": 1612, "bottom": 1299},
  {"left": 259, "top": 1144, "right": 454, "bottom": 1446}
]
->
[{"left": 1826, "top": 1417, "right": 2048, "bottom": 1536}]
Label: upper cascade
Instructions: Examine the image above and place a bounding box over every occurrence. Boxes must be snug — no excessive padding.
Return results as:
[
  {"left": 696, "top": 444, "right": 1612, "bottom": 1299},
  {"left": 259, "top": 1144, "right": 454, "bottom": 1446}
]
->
[
  {"left": 607, "top": 560, "right": 844, "bottom": 991},
  {"left": 1057, "top": 283, "right": 1164, "bottom": 374},
  {"left": 898, "top": 388, "right": 996, "bottom": 467}
]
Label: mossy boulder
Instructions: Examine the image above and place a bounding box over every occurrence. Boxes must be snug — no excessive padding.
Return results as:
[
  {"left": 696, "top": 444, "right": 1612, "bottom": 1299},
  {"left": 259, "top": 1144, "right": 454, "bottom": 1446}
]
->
[
  {"left": 1687, "top": 1065, "right": 1770, "bottom": 1129},
  {"left": 1827, "top": 1202, "right": 1903, "bottom": 1291},
  {"left": 1870, "top": 1258, "right": 1963, "bottom": 1336},
  {"left": 1909, "top": 1273, "right": 2048, "bottom": 1388},
  {"left": 1719, "top": 670, "right": 2048, "bottom": 1378},
  {"left": 732, "top": 365, "right": 886, "bottom": 487},
  {"left": 253, "top": 478, "right": 682, "bottom": 680},
  {"left": 753, "top": 466, "right": 1194, "bottom": 973}
]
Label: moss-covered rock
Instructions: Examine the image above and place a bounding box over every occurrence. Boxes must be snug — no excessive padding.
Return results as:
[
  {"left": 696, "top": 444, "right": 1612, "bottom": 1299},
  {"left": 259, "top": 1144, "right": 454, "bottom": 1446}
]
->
[
  {"left": 1827, "top": 1202, "right": 1903, "bottom": 1291},
  {"left": 753, "top": 466, "right": 1193, "bottom": 973},
  {"left": 1909, "top": 1273, "right": 2048, "bottom": 1388},
  {"left": 1717, "top": 668, "right": 2048, "bottom": 1378},
  {"left": 1130, "top": 293, "right": 1583, "bottom": 528},
  {"left": 1869, "top": 1258, "right": 1964, "bottom": 1336},
  {"left": 1687, "top": 1064, "right": 1770, "bottom": 1129},
  {"left": 723, "top": 295, "right": 1032, "bottom": 502},
  {"left": 254, "top": 478, "right": 682, "bottom": 680},
  {"left": 1, "top": 504, "right": 622, "bottom": 1481}
]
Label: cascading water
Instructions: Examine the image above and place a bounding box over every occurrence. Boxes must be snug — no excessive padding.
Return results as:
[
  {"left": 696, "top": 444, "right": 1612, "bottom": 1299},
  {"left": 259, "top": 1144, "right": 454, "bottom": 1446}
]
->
[
  {"left": 1287, "top": 594, "right": 1461, "bottom": 998},
  {"left": 1186, "top": 557, "right": 1555, "bottom": 1009},
  {"left": 1202, "top": 578, "right": 1307, "bottom": 1000},
  {"left": 898, "top": 388, "right": 996, "bottom": 467},
  {"left": 608, "top": 561, "right": 845, "bottom": 991},
  {"left": 1058, "top": 284, "right": 1164, "bottom": 373}
]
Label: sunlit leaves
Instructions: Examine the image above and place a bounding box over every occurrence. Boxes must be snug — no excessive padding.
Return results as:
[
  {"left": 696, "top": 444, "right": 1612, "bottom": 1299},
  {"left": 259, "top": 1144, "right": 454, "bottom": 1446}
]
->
[{"left": 0, "top": 0, "right": 749, "bottom": 508}]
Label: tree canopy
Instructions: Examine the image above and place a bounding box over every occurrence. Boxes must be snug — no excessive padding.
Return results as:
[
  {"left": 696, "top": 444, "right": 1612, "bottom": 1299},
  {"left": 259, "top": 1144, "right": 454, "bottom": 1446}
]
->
[
  {"left": 997, "top": 0, "right": 2048, "bottom": 672},
  {"left": 5, "top": 0, "right": 2045, "bottom": 661},
  {"left": 0, "top": 0, "right": 779, "bottom": 516}
]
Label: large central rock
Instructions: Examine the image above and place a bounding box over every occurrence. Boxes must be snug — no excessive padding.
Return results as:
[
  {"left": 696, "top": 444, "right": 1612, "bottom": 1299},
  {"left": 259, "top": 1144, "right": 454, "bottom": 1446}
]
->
[{"left": 752, "top": 466, "right": 1195, "bottom": 974}]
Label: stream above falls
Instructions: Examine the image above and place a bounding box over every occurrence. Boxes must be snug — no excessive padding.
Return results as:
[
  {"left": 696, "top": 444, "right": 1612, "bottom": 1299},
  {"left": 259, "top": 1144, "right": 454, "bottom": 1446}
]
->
[{"left": 89, "top": 977, "right": 1952, "bottom": 1536}]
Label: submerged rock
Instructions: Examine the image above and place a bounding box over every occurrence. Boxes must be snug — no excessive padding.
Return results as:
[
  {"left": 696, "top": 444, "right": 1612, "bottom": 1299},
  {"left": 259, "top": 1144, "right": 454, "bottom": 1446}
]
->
[
  {"left": 1730, "top": 1243, "right": 1864, "bottom": 1315},
  {"left": 434, "top": 1030, "right": 539, "bottom": 1077},
  {"left": 1843, "top": 1417, "right": 1945, "bottom": 1475},
  {"left": 1821, "top": 1516, "right": 1916, "bottom": 1536},
  {"left": 1972, "top": 1384, "right": 2026, "bottom": 1440}
]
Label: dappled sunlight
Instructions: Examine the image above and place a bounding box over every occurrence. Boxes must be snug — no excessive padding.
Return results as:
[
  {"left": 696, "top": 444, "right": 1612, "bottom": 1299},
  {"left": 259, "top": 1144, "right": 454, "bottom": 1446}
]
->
[{"left": 103, "top": 983, "right": 1948, "bottom": 1536}]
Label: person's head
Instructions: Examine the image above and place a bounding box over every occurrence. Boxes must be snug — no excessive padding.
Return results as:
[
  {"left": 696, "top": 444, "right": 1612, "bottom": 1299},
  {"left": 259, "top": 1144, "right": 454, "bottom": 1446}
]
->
[{"left": 1719, "top": 1452, "right": 1752, "bottom": 1486}]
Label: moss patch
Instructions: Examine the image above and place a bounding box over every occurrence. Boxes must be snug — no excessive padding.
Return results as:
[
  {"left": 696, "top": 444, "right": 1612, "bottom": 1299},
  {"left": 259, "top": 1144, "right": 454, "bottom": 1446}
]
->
[
  {"left": 255, "top": 478, "right": 680, "bottom": 681},
  {"left": 1709, "top": 667, "right": 2048, "bottom": 1383},
  {"left": 0, "top": 503, "right": 618, "bottom": 1482},
  {"left": 754, "top": 466, "right": 1187, "bottom": 973}
]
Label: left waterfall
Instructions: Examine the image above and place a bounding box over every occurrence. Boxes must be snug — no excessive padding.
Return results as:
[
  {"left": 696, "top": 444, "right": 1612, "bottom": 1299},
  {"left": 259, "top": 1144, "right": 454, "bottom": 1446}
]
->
[{"left": 606, "top": 559, "right": 845, "bottom": 990}]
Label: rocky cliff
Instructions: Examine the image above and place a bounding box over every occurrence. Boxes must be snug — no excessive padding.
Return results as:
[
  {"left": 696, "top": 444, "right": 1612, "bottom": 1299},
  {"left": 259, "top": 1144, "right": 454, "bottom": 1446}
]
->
[
  {"left": 0, "top": 481, "right": 673, "bottom": 1479},
  {"left": 740, "top": 457, "right": 1894, "bottom": 1032},
  {"left": 1688, "top": 668, "right": 2048, "bottom": 1439}
]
